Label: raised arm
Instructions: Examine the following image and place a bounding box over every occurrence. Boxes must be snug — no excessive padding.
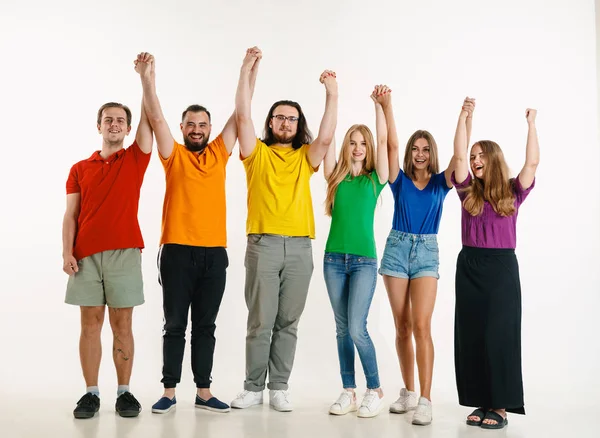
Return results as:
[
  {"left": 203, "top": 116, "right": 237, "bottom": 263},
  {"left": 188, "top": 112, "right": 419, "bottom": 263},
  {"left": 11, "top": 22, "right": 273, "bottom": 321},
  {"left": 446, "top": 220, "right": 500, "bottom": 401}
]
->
[
  {"left": 518, "top": 109, "right": 539, "bottom": 190},
  {"left": 62, "top": 193, "right": 81, "bottom": 275},
  {"left": 323, "top": 138, "right": 336, "bottom": 180},
  {"left": 445, "top": 98, "right": 475, "bottom": 187},
  {"left": 237, "top": 48, "right": 262, "bottom": 159},
  {"left": 135, "top": 52, "right": 175, "bottom": 159},
  {"left": 307, "top": 70, "right": 338, "bottom": 168},
  {"left": 453, "top": 97, "right": 475, "bottom": 184},
  {"left": 223, "top": 47, "right": 262, "bottom": 153},
  {"left": 380, "top": 88, "right": 400, "bottom": 183},
  {"left": 134, "top": 97, "right": 152, "bottom": 154},
  {"left": 372, "top": 85, "right": 390, "bottom": 184}
]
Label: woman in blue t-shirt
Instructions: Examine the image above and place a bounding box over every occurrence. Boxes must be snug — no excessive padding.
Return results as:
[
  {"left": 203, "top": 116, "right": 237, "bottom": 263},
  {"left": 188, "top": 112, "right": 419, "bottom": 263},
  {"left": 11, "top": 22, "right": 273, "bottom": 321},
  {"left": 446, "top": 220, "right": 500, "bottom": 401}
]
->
[{"left": 378, "top": 96, "right": 474, "bottom": 426}]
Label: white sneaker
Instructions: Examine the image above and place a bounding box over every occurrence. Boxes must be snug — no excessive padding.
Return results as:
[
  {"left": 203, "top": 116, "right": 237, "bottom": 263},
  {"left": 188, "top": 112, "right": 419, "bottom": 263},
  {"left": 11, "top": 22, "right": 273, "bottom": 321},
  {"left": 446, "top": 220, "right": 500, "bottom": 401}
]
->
[
  {"left": 389, "top": 388, "right": 418, "bottom": 413},
  {"left": 230, "top": 390, "right": 263, "bottom": 409},
  {"left": 357, "top": 389, "right": 384, "bottom": 418},
  {"left": 329, "top": 390, "right": 357, "bottom": 415},
  {"left": 269, "top": 390, "right": 293, "bottom": 412},
  {"left": 412, "top": 397, "right": 432, "bottom": 425}
]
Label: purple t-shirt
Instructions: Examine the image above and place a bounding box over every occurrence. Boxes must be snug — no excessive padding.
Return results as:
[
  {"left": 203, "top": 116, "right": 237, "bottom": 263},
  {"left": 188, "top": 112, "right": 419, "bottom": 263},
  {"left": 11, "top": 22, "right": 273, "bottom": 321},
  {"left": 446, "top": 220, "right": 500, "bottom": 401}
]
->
[{"left": 451, "top": 172, "right": 535, "bottom": 249}]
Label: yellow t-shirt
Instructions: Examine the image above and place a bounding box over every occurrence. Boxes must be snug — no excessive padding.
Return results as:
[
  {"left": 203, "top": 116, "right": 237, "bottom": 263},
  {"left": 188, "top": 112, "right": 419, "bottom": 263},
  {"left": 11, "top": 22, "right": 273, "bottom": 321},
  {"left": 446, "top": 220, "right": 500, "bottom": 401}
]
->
[
  {"left": 160, "top": 135, "right": 229, "bottom": 247},
  {"left": 242, "top": 139, "right": 317, "bottom": 238}
]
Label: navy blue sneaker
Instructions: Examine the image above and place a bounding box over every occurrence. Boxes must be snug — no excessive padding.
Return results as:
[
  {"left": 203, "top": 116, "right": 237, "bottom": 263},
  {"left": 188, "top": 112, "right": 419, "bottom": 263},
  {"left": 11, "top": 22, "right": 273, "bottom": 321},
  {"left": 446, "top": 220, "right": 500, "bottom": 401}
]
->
[
  {"left": 73, "top": 393, "right": 100, "bottom": 419},
  {"left": 152, "top": 396, "right": 177, "bottom": 414},
  {"left": 195, "top": 395, "right": 230, "bottom": 413}
]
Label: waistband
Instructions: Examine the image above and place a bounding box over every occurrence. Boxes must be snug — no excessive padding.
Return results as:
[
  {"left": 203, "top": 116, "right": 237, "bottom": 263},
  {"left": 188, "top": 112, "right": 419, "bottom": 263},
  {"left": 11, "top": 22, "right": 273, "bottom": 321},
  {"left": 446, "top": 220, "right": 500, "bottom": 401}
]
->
[
  {"left": 388, "top": 229, "right": 437, "bottom": 242},
  {"left": 461, "top": 245, "right": 515, "bottom": 255}
]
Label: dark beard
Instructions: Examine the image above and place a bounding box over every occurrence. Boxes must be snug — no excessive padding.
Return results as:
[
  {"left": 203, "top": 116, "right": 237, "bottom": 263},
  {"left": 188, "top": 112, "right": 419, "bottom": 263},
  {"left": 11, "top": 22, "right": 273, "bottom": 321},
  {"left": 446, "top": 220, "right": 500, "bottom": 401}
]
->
[
  {"left": 184, "top": 136, "right": 209, "bottom": 153},
  {"left": 273, "top": 132, "right": 294, "bottom": 145}
]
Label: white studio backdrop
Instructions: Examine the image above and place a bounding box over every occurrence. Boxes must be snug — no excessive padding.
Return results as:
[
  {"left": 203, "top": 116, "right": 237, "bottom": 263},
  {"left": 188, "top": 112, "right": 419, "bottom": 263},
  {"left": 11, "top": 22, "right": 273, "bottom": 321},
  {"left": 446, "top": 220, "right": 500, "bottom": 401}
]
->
[{"left": 0, "top": 0, "right": 598, "bottom": 409}]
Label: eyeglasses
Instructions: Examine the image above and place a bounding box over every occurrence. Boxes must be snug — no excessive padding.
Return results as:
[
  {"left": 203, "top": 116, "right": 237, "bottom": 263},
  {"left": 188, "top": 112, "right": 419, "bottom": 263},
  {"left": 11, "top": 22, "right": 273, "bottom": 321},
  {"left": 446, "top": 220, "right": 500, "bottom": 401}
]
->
[{"left": 271, "top": 114, "right": 299, "bottom": 123}]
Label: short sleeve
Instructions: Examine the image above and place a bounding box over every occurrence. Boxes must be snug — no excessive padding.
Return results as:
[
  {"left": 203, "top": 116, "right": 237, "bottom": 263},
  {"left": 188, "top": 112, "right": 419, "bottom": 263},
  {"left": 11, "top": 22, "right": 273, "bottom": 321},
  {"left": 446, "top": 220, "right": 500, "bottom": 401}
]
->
[
  {"left": 371, "top": 169, "right": 387, "bottom": 195},
  {"left": 451, "top": 171, "right": 471, "bottom": 201},
  {"left": 513, "top": 175, "right": 535, "bottom": 205},
  {"left": 208, "top": 134, "right": 230, "bottom": 164},
  {"left": 241, "top": 138, "right": 263, "bottom": 164},
  {"left": 389, "top": 168, "right": 404, "bottom": 196},
  {"left": 159, "top": 140, "right": 180, "bottom": 170},
  {"left": 66, "top": 164, "right": 80, "bottom": 194},
  {"left": 303, "top": 144, "right": 319, "bottom": 173},
  {"left": 438, "top": 171, "right": 452, "bottom": 193},
  {"left": 129, "top": 141, "right": 151, "bottom": 179}
]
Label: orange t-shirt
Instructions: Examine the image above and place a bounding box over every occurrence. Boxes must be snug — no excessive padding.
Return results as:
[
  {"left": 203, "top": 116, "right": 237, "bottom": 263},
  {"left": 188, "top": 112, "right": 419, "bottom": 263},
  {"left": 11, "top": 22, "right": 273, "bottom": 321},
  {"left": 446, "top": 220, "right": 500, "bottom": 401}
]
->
[
  {"left": 160, "top": 135, "right": 230, "bottom": 247},
  {"left": 66, "top": 142, "right": 151, "bottom": 261}
]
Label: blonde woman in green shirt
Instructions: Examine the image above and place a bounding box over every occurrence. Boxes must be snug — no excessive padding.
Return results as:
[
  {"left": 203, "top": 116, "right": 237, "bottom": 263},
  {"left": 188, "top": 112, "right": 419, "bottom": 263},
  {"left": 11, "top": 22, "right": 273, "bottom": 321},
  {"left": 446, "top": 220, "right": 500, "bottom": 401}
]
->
[{"left": 322, "top": 85, "right": 390, "bottom": 418}]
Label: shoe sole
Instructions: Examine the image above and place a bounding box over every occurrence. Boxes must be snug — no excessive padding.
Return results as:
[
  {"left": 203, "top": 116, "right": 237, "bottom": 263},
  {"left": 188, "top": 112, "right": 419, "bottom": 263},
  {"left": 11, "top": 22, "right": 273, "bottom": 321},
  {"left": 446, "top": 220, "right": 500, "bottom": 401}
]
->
[
  {"left": 152, "top": 405, "right": 176, "bottom": 414},
  {"left": 389, "top": 406, "right": 417, "bottom": 414},
  {"left": 117, "top": 410, "right": 141, "bottom": 418},
  {"left": 357, "top": 404, "right": 384, "bottom": 418},
  {"left": 73, "top": 411, "right": 98, "bottom": 419},
  {"left": 329, "top": 406, "right": 358, "bottom": 416},
  {"left": 195, "top": 405, "right": 231, "bottom": 413},
  {"left": 270, "top": 404, "right": 293, "bottom": 412},
  {"left": 412, "top": 418, "right": 432, "bottom": 426},
  {"left": 231, "top": 401, "right": 263, "bottom": 409}
]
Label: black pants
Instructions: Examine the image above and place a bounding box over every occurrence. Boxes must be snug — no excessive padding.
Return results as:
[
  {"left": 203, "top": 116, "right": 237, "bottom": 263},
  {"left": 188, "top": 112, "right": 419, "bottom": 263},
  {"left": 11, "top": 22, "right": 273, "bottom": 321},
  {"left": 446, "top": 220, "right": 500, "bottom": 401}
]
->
[
  {"left": 158, "top": 244, "right": 228, "bottom": 388},
  {"left": 454, "top": 246, "right": 525, "bottom": 414}
]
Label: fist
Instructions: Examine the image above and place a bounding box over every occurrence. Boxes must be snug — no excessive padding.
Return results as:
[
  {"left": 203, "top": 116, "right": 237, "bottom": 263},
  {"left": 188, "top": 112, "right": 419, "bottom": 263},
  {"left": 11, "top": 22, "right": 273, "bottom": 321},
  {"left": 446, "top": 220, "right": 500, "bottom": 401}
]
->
[
  {"left": 63, "top": 255, "right": 79, "bottom": 276},
  {"left": 371, "top": 84, "right": 391, "bottom": 106},
  {"left": 462, "top": 97, "right": 476, "bottom": 118},
  {"left": 134, "top": 52, "right": 154, "bottom": 77},
  {"left": 242, "top": 46, "right": 262, "bottom": 71},
  {"left": 526, "top": 108, "right": 537, "bottom": 123},
  {"left": 320, "top": 70, "right": 337, "bottom": 95}
]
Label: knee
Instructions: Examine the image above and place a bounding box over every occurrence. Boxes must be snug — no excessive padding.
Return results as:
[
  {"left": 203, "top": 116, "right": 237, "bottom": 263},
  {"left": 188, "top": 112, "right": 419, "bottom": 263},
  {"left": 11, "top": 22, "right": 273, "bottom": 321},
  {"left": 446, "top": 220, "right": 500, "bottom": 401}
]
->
[
  {"left": 164, "top": 320, "right": 187, "bottom": 337},
  {"left": 412, "top": 321, "right": 431, "bottom": 341},
  {"left": 395, "top": 318, "right": 412, "bottom": 340},
  {"left": 109, "top": 310, "right": 132, "bottom": 337},
  {"left": 81, "top": 310, "right": 104, "bottom": 336},
  {"left": 349, "top": 321, "right": 368, "bottom": 345}
]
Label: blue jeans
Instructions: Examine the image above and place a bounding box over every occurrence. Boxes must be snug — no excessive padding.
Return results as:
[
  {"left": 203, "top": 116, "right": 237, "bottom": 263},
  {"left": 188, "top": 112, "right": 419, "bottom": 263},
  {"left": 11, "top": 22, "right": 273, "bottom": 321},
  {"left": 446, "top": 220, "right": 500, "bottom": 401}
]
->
[{"left": 323, "top": 252, "right": 380, "bottom": 389}]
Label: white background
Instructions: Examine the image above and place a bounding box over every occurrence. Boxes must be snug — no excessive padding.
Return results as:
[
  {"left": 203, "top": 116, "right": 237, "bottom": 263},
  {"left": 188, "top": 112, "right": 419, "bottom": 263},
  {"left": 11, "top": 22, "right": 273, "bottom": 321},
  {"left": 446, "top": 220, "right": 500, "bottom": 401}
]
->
[{"left": 1, "top": 0, "right": 599, "bottom": 435}]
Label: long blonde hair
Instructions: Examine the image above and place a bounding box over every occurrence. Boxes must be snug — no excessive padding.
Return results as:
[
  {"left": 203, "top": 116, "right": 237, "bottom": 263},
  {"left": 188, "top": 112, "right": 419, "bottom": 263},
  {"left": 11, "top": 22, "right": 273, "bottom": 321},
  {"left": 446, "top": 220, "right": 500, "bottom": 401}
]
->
[
  {"left": 403, "top": 130, "right": 440, "bottom": 179},
  {"left": 462, "top": 140, "right": 516, "bottom": 217},
  {"left": 325, "top": 124, "right": 376, "bottom": 216}
]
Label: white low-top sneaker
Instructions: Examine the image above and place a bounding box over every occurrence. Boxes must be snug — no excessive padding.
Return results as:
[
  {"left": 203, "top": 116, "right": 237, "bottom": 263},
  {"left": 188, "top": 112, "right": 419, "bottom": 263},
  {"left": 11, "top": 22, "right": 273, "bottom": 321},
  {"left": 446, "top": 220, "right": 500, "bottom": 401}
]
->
[
  {"left": 389, "top": 388, "right": 418, "bottom": 413},
  {"left": 230, "top": 390, "right": 263, "bottom": 409},
  {"left": 412, "top": 397, "right": 432, "bottom": 425},
  {"left": 329, "top": 390, "right": 357, "bottom": 415},
  {"left": 357, "top": 389, "right": 384, "bottom": 418},
  {"left": 269, "top": 390, "right": 293, "bottom": 412}
]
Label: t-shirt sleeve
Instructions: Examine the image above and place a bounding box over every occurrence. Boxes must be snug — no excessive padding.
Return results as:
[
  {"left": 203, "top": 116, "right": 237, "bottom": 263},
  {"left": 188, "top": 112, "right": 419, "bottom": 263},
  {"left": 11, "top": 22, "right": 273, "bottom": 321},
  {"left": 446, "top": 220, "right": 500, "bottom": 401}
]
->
[
  {"left": 159, "top": 140, "right": 180, "bottom": 170},
  {"left": 513, "top": 175, "right": 535, "bottom": 205},
  {"left": 241, "top": 138, "right": 262, "bottom": 165},
  {"left": 303, "top": 144, "right": 319, "bottom": 173},
  {"left": 439, "top": 171, "right": 453, "bottom": 192},
  {"left": 372, "top": 169, "right": 387, "bottom": 195},
  {"left": 451, "top": 171, "right": 471, "bottom": 201},
  {"left": 211, "top": 134, "right": 230, "bottom": 163},
  {"left": 66, "top": 164, "right": 80, "bottom": 194},
  {"left": 130, "top": 141, "right": 152, "bottom": 174},
  {"left": 389, "top": 168, "right": 403, "bottom": 196}
]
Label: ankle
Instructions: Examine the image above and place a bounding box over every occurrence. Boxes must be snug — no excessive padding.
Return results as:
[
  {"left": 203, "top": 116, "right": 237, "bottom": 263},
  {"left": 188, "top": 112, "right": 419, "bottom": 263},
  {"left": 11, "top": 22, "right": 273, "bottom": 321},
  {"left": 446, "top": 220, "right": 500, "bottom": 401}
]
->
[
  {"left": 197, "top": 388, "right": 212, "bottom": 399},
  {"left": 163, "top": 388, "right": 175, "bottom": 399}
]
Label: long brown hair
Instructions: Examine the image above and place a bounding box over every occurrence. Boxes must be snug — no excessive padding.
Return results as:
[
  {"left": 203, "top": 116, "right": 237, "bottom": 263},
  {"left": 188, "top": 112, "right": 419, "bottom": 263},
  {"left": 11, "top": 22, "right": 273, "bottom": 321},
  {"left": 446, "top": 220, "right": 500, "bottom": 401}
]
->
[
  {"left": 325, "top": 125, "right": 376, "bottom": 216},
  {"left": 462, "top": 140, "right": 516, "bottom": 217},
  {"left": 403, "top": 130, "right": 440, "bottom": 179},
  {"left": 262, "top": 100, "right": 313, "bottom": 150}
]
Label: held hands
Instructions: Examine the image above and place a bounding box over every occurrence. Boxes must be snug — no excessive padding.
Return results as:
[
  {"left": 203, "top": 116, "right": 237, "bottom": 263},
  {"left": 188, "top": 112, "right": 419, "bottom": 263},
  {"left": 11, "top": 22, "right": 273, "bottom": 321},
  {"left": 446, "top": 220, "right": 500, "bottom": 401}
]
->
[
  {"left": 526, "top": 108, "right": 537, "bottom": 124},
  {"left": 63, "top": 254, "right": 79, "bottom": 276},
  {"left": 320, "top": 70, "right": 338, "bottom": 96},
  {"left": 461, "top": 97, "right": 476, "bottom": 119},
  {"left": 371, "top": 84, "right": 391, "bottom": 106},
  {"left": 242, "top": 46, "right": 262, "bottom": 72},
  {"left": 134, "top": 52, "right": 155, "bottom": 78}
]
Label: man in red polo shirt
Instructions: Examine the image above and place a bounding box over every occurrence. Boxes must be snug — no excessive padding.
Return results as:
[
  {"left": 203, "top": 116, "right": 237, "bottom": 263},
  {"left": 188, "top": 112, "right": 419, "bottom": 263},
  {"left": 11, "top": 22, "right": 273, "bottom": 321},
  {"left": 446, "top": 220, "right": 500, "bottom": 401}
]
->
[{"left": 62, "top": 100, "right": 152, "bottom": 419}]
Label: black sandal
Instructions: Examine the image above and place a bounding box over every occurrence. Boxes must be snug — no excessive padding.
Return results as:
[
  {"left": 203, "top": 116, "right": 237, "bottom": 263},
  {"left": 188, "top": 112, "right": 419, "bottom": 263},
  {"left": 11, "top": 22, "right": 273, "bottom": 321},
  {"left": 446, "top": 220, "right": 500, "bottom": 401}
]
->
[
  {"left": 466, "top": 408, "right": 486, "bottom": 426},
  {"left": 481, "top": 410, "right": 508, "bottom": 429}
]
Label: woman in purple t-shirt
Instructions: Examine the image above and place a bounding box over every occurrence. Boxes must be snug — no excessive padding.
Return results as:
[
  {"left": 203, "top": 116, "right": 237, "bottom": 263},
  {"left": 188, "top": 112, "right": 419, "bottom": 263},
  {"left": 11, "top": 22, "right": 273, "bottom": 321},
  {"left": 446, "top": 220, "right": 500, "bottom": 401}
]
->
[{"left": 452, "top": 98, "right": 539, "bottom": 429}]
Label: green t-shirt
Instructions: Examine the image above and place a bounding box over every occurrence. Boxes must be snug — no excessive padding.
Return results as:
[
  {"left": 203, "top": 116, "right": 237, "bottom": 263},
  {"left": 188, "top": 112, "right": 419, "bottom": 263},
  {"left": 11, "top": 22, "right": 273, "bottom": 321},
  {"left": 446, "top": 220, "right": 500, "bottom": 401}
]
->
[{"left": 325, "top": 170, "right": 387, "bottom": 258}]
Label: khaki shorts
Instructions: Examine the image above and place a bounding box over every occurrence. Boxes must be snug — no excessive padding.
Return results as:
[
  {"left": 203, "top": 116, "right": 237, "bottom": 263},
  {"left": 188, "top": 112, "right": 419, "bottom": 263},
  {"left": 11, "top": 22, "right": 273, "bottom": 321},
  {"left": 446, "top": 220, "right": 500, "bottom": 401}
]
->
[{"left": 65, "top": 248, "right": 144, "bottom": 308}]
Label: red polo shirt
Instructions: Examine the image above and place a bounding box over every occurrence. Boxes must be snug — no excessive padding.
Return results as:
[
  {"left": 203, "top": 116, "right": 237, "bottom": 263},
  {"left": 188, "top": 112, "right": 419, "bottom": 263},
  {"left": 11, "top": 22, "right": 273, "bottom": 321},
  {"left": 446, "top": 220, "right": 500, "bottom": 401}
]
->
[{"left": 66, "top": 142, "right": 151, "bottom": 261}]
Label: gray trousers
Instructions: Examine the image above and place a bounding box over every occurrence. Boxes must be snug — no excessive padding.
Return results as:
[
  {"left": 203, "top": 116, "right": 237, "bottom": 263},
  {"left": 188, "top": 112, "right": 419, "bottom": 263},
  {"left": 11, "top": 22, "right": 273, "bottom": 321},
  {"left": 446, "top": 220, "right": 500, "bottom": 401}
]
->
[{"left": 243, "top": 234, "right": 314, "bottom": 391}]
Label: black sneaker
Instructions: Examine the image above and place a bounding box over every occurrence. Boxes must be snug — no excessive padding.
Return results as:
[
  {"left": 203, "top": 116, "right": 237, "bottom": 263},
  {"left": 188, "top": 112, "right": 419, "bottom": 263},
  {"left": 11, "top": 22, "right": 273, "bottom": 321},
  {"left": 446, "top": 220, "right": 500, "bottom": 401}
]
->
[
  {"left": 73, "top": 393, "right": 100, "bottom": 419},
  {"left": 115, "top": 391, "right": 142, "bottom": 417}
]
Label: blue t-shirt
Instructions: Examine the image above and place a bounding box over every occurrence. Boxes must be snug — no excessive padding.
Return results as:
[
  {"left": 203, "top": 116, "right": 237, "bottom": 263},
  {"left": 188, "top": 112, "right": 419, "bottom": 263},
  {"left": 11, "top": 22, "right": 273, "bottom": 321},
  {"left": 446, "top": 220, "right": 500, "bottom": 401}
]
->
[{"left": 390, "top": 169, "right": 452, "bottom": 234}]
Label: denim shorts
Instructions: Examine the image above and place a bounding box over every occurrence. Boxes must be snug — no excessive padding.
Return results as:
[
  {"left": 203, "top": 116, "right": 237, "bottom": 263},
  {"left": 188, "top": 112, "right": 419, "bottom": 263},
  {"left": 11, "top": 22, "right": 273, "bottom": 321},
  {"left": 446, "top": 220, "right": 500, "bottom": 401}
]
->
[{"left": 378, "top": 230, "right": 440, "bottom": 279}]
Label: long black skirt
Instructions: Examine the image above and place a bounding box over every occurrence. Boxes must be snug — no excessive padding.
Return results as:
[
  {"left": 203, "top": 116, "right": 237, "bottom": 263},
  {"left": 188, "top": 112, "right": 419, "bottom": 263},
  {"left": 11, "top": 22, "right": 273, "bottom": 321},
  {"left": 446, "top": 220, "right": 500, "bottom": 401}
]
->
[{"left": 454, "top": 246, "right": 525, "bottom": 414}]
